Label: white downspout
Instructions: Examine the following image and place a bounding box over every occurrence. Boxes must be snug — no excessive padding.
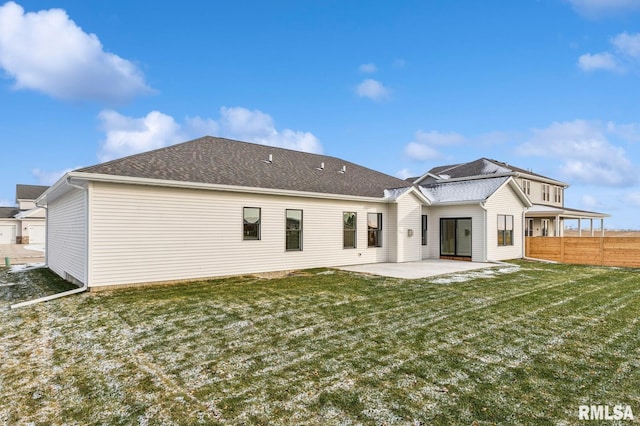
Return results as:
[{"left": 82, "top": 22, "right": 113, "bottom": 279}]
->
[
  {"left": 11, "top": 177, "right": 89, "bottom": 309},
  {"left": 480, "top": 202, "right": 488, "bottom": 262}
]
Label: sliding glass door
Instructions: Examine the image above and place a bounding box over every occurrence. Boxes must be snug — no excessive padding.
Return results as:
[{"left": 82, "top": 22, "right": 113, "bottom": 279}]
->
[{"left": 440, "top": 218, "right": 472, "bottom": 258}]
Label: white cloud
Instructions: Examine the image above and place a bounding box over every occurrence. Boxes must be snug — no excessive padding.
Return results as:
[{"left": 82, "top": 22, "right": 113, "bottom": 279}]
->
[
  {"left": 359, "top": 63, "right": 377, "bottom": 73},
  {"left": 566, "top": 0, "right": 640, "bottom": 18},
  {"left": 623, "top": 192, "right": 640, "bottom": 206},
  {"left": 577, "top": 52, "right": 622, "bottom": 72},
  {"left": 98, "top": 110, "right": 183, "bottom": 162},
  {"left": 517, "top": 120, "right": 636, "bottom": 186},
  {"left": 0, "top": 1, "right": 151, "bottom": 103},
  {"left": 32, "top": 167, "right": 78, "bottom": 185},
  {"left": 581, "top": 194, "right": 604, "bottom": 209},
  {"left": 404, "top": 130, "right": 466, "bottom": 161},
  {"left": 578, "top": 32, "right": 640, "bottom": 73},
  {"left": 355, "top": 78, "right": 391, "bottom": 101},
  {"left": 611, "top": 32, "right": 640, "bottom": 58},
  {"left": 98, "top": 107, "right": 322, "bottom": 162},
  {"left": 395, "top": 168, "right": 415, "bottom": 180}
]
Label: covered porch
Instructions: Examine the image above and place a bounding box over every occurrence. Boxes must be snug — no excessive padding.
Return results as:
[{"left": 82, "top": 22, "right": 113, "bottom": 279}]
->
[{"left": 525, "top": 205, "right": 609, "bottom": 237}]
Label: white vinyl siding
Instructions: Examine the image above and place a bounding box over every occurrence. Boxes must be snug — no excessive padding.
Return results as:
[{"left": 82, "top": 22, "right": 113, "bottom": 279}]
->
[
  {"left": 425, "top": 205, "right": 485, "bottom": 262},
  {"left": 394, "top": 193, "right": 422, "bottom": 263},
  {"left": 47, "top": 188, "right": 87, "bottom": 284},
  {"left": 89, "top": 182, "right": 391, "bottom": 288},
  {"left": 485, "top": 182, "right": 526, "bottom": 260}
]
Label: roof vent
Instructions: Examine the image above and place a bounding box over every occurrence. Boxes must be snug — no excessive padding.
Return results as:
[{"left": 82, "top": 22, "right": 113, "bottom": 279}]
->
[
  {"left": 339, "top": 165, "right": 346, "bottom": 174},
  {"left": 316, "top": 162, "right": 325, "bottom": 171},
  {"left": 263, "top": 154, "right": 273, "bottom": 164}
]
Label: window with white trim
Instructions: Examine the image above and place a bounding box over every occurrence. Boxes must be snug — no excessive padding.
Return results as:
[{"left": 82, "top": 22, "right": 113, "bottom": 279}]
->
[
  {"left": 521, "top": 179, "right": 531, "bottom": 195},
  {"left": 542, "top": 184, "right": 550, "bottom": 202}
]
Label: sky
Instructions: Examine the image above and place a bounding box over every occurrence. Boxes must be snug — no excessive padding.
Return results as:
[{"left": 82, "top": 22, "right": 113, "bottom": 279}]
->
[{"left": 1, "top": 0, "right": 640, "bottom": 229}]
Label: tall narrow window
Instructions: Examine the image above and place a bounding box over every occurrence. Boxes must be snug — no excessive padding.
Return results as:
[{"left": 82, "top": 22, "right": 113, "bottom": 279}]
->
[
  {"left": 497, "top": 214, "right": 514, "bottom": 246},
  {"left": 542, "top": 185, "right": 550, "bottom": 202},
  {"left": 343, "top": 212, "right": 357, "bottom": 248},
  {"left": 286, "top": 209, "right": 302, "bottom": 251},
  {"left": 521, "top": 179, "right": 531, "bottom": 195},
  {"left": 421, "top": 215, "right": 428, "bottom": 245},
  {"left": 554, "top": 186, "right": 562, "bottom": 203},
  {"left": 243, "top": 207, "right": 261, "bottom": 240},
  {"left": 367, "top": 213, "right": 382, "bottom": 247}
]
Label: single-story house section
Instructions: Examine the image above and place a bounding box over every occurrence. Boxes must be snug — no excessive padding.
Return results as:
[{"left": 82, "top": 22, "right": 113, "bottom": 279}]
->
[{"left": 39, "top": 137, "right": 532, "bottom": 289}]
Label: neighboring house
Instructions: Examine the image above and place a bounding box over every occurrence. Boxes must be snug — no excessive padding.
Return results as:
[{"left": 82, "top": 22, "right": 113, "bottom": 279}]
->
[
  {"left": 0, "top": 184, "right": 48, "bottom": 244},
  {"left": 37, "top": 137, "right": 593, "bottom": 289},
  {"left": 411, "top": 158, "right": 608, "bottom": 238}
]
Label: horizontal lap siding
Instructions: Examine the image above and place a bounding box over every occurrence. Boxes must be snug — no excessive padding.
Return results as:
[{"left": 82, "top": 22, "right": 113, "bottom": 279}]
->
[
  {"left": 426, "top": 205, "right": 485, "bottom": 262},
  {"left": 48, "top": 189, "right": 86, "bottom": 283},
  {"left": 485, "top": 184, "right": 526, "bottom": 261},
  {"left": 90, "top": 183, "right": 390, "bottom": 287}
]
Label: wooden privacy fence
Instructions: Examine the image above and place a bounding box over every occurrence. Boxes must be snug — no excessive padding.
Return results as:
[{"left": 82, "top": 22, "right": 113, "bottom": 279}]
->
[{"left": 525, "top": 237, "right": 640, "bottom": 268}]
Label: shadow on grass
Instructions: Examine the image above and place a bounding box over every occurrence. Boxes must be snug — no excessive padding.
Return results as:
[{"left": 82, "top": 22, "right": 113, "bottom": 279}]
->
[{"left": 0, "top": 267, "right": 78, "bottom": 308}]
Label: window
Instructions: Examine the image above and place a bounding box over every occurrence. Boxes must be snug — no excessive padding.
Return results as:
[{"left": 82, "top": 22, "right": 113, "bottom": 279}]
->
[
  {"left": 554, "top": 186, "right": 562, "bottom": 203},
  {"left": 440, "top": 218, "right": 472, "bottom": 257},
  {"left": 525, "top": 218, "right": 533, "bottom": 237},
  {"left": 542, "top": 219, "right": 549, "bottom": 237},
  {"left": 497, "top": 214, "right": 514, "bottom": 246},
  {"left": 343, "top": 212, "right": 357, "bottom": 248},
  {"left": 522, "top": 179, "right": 531, "bottom": 195},
  {"left": 285, "top": 209, "right": 302, "bottom": 251},
  {"left": 421, "top": 215, "right": 428, "bottom": 245},
  {"left": 367, "top": 213, "right": 382, "bottom": 247},
  {"left": 243, "top": 207, "right": 261, "bottom": 240},
  {"left": 542, "top": 184, "right": 550, "bottom": 202}
]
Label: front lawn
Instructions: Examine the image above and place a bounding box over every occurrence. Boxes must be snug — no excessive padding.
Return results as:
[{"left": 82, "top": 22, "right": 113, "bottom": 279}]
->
[{"left": 1, "top": 261, "right": 639, "bottom": 424}]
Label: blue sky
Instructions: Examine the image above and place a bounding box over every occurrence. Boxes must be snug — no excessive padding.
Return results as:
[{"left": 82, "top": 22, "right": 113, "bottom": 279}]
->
[{"left": 1, "top": 0, "right": 640, "bottom": 228}]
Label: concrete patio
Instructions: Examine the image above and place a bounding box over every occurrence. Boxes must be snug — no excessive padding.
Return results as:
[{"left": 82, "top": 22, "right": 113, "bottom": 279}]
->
[{"left": 337, "top": 259, "right": 500, "bottom": 279}]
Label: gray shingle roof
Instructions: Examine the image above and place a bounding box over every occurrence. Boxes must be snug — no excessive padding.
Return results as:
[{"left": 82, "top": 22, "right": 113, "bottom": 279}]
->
[
  {"left": 16, "top": 184, "right": 49, "bottom": 201},
  {"left": 420, "top": 176, "right": 509, "bottom": 203},
  {"left": 76, "top": 136, "right": 409, "bottom": 198},
  {"left": 0, "top": 207, "right": 19, "bottom": 218},
  {"left": 426, "top": 158, "right": 563, "bottom": 183}
]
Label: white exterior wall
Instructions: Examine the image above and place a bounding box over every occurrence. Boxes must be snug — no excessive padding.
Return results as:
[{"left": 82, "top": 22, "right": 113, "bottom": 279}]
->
[
  {"left": 0, "top": 220, "right": 17, "bottom": 244},
  {"left": 47, "top": 188, "right": 87, "bottom": 284},
  {"left": 89, "top": 182, "right": 393, "bottom": 287},
  {"left": 484, "top": 184, "right": 526, "bottom": 260},
  {"left": 424, "top": 204, "right": 486, "bottom": 262},
  {"left": 394, "top": 193, "right": 423, "bottom": 263},
  {"left": 516, "top": 177, "right": 563, "bottom": 207}
]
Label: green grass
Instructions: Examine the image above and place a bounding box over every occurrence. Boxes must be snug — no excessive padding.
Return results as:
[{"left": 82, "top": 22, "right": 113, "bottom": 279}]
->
[{"left": 1, "top": 261, "right": 639, "bottom": 425}]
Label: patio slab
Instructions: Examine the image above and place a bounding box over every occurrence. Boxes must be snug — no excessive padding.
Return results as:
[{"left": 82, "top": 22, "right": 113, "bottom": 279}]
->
[{"left": 337, "top": 259, "right": 499, "bottom": 279}]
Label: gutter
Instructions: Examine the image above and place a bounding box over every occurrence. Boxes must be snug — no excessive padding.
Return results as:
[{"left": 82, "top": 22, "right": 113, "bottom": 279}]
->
[{"left": 11, "top": 177, "right": 89, "bottom": 309}]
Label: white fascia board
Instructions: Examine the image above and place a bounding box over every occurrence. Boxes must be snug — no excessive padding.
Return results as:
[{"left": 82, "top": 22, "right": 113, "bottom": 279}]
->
[
  {"left": 65, "top": 172, "right": 392, "bottom": 204},
  {"left": 504, "top": 177, "right": 533, "bottom": 208},
  {"left": 35, "top": 172, "right": 77, "bottom": 206},
  {"left": 433, "top": 173, "right": 513, "bottom": 183},
  {"left": 392, "top": 186, "right": 432, "bottom": 205},
  {"left": 514, "top": 172, "right": 569, "bottom": 188},
  {"left": 413, "top": 172, "right": 440, "bottom": 185}
]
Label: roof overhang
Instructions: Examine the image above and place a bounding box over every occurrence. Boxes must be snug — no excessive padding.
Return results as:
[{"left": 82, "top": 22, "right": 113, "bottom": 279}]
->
[
  {"left": 38, "top": 172, "right": 398, "bottom": 206},
  {"left": 525, "top": 204, "right": 609, "bottom": 219}
]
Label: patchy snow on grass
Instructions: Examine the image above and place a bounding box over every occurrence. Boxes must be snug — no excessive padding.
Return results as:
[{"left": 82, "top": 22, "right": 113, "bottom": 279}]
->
[
  {"left": 8, "top": 262, "right": 46, "bottom": 273},
  {"left": 429, "top": 264, "right": 520, "bottom": 284}
]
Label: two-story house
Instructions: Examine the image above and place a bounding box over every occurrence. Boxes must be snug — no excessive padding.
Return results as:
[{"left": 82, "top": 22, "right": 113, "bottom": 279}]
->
[
  {"left": 0, "top": 184, "right": 48, "bottom": 244},
  {"left": 414, "top": 158, "right": 608, "bottom": 238}
]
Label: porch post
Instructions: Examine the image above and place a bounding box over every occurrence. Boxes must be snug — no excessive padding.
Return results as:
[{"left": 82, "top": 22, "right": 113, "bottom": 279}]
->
[
  {"left": 590, "top": 218, "right": 594, "bottom": 236},
  {"left": 578, "top": 218, "right": 581, "bottom": 236},
  {"left": 601, "top": 218, "right": 605, "bottom": 236}
]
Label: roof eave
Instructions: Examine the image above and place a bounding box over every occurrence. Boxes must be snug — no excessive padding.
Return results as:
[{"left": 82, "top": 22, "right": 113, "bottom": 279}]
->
[{"left": 64, "top": 172, "right": 393, "bottom": 203}]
